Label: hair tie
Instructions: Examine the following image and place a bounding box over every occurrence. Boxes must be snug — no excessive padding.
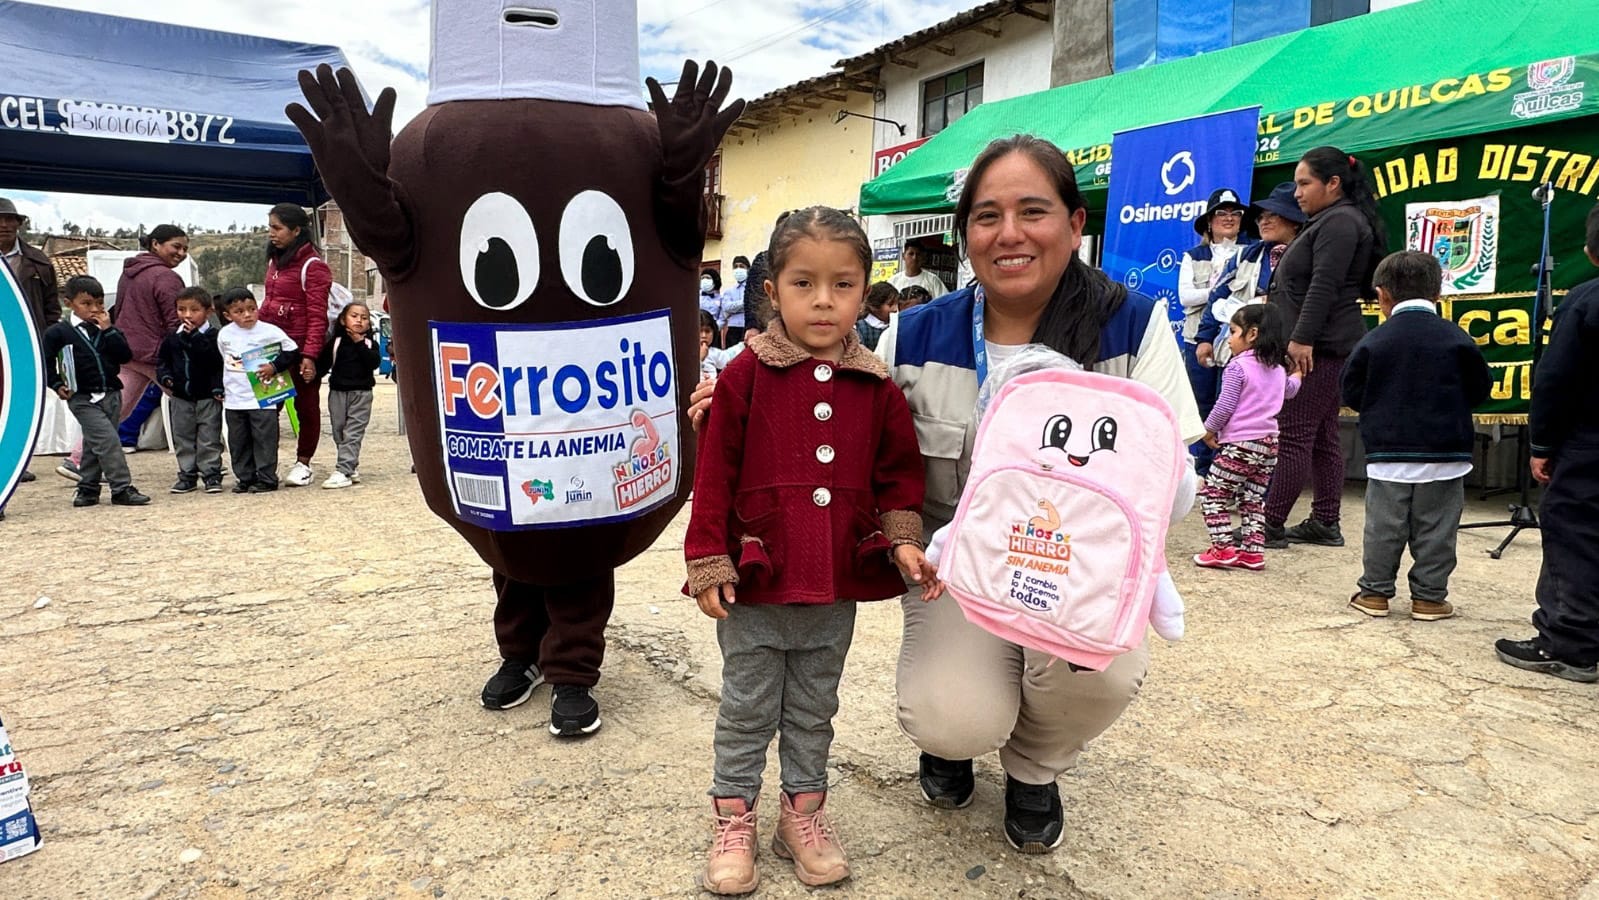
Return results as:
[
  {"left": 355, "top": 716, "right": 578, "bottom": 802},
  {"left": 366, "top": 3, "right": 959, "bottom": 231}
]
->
[{"left": 1348, "top": 154, "right": 1358, "bottom": 168}]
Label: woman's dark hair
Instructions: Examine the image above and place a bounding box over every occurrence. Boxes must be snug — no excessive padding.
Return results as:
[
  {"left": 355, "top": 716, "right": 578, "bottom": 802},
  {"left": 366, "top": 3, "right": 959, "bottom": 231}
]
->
[
  {"left": 1231, "top": 302, "right": 1289, "bottom": 370},
  {"left": 955, "top": 134, "right": 1126, "bottom": 366},
  {"left": 219, "top": 287, "right": 256, "bottom": 312},
  {"left": 899, "top": 284, "right": 931, "bottom": 307},
  {"left": 866, "top": 281, "right": 900, "bottom": 313},
  {"left": 766, "top": 206, "right": 872, "bottom": 281},
  {"left": 143, "top": 224, "right": 187, "bottom": 252},
  {"left": 701, "top": 268, "right": 721, "bottom": 292},
  {"left": 732, "top": 255, "right": 751, "bottom": 268},
  {"left": 1300, "top": 146, "right": 1388, "bottom": 281},
  {"left": 267, "top": 202, "right": 317, "bottom": 265},
  {"left": 697, "top": 309, "right": 717, "bottom": 332}
]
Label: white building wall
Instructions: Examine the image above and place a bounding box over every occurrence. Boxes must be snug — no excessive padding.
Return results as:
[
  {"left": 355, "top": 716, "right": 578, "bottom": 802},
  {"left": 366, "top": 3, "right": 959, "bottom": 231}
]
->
[{"left": 865, "top": 12, "right": 1056, "bottom": 249}]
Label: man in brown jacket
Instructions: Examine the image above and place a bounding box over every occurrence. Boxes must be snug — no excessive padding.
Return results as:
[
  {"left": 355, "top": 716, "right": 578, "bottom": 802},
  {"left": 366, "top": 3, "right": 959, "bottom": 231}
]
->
[{"left": 0, "top": 197, "right": 58, "bottom": 494}]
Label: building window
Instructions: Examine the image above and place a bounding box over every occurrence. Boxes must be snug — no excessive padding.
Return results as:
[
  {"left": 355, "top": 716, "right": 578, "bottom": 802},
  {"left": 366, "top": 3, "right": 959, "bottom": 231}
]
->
[
  {"left": 921, "top": 62, "right": 984, "bottom": 137},
  {"left": 703, "top": 150, "right": 724, "bottom": 240}
]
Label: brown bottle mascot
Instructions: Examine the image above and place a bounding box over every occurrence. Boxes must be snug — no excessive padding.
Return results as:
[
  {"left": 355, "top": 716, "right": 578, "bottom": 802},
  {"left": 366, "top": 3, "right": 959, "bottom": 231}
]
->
[{"left": 286, "top": 0, "right": 743, "bottom": 736}]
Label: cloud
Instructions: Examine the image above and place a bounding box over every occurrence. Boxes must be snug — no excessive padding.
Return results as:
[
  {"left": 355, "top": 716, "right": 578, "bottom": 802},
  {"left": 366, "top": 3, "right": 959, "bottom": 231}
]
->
[{"left": 15, "top": 0, "right": 982, "bottom": 232}]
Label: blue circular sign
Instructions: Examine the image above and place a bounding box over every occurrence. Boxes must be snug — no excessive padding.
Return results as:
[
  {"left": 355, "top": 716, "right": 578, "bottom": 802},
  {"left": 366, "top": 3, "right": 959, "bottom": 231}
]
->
[{"left": 0, "top": 262, "right": 45, "bottom": 510}]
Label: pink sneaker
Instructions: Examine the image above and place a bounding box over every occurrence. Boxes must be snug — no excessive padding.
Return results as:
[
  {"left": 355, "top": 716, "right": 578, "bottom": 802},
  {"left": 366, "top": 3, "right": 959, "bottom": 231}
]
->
[
  {"left": 772, "top": 791, "right": 850, "bottom": 886},
  {"left": 1231, "top": 551, "right": 1266, "bottom": 571},
  {"left": 1193, "top": 545, "right": 1239, "bottom": 569},
  {"left": 703, "top": 798, "right": 759, "bottom": 895}
]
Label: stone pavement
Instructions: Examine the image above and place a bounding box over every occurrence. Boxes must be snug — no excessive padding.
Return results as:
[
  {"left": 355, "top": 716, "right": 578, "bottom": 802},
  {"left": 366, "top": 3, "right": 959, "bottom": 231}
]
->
[{"left": 0, "top": 384, "right": 1595, "bottom": 898}]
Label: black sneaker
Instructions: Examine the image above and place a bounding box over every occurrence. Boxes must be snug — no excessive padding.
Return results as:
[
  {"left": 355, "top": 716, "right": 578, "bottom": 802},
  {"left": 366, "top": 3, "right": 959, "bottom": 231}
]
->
[
  {"left": 18, "top": 470, "right": 35, "bottom": 483},
  {"left": 55, "top": 460, "right": 81, "bottom": 482},
  {"left": 918, "top": 753, "right": 975, "bottom": 809},
  {"left": 549, "top": 684, "right": 602, "bottom": 737},
  {"left": 481, "top": 660, "right": 543, "bottom": 710},
  {"left": 232, "top": 481, "right": 253, "bottom": 494},
  {"left": 1003, "top": 776, "right": 1064, "bottom": 853},
  {"left": 1284, "top": 518, "right": 1344, "bottom": 547},
  {"left": 1495, "top": 638, "right": 1599, "bottom": 683},
  {"left": 112, "top": 487, "right": 151, "bottom": 506},
  {"left": 203, "top": 479, "right": 224, "bottom": 494},
  {"left": 247, "top": 483, "right": 278, "bottom": 493},
  {"left": 72, "top": 491, "right": 100, "bottom": 507},
  {"left": 1233, "top": 523, "right": 1289, "bottom": 550},
  {"left": 171, "top": 477, "right": 198, "bottom": 494}
]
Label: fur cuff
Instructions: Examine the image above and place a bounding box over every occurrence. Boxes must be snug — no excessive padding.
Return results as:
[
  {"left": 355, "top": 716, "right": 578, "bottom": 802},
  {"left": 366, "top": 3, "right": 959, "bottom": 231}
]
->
[
  {"left": 880, "top": 509, "right": 924, "bottom": 549},
  {"left": 686, "top": 555, "right": 739, "bottom": 597}
]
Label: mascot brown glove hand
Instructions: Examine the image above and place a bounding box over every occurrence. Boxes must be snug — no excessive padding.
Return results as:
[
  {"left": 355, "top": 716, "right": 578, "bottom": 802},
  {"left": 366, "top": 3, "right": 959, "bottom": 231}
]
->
[
  {"left": 646, "top": 60, "right": 745, "bottom": 264},
  {"left": 286, "top": 64, "right": 415, "bottom": 275}
]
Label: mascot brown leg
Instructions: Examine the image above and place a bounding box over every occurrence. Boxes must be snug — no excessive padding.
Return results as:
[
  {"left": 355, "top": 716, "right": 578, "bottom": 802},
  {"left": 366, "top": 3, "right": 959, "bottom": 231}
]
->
[{"left": 487, "top": 572, "right": 615, "bottom": 735}]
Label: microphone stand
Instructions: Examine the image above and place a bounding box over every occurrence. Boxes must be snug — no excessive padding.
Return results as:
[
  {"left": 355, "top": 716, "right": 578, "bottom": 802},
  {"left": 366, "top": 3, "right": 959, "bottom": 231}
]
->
[{"left": 1459, "top": 183, "right": 1554, "bottom": 558}]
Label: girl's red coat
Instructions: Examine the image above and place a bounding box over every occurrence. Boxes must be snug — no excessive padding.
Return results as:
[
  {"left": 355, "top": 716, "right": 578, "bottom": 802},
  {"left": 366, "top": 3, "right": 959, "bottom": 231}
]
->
[{"left": 685, "top": 327, "right": 924, "bottom": 604}]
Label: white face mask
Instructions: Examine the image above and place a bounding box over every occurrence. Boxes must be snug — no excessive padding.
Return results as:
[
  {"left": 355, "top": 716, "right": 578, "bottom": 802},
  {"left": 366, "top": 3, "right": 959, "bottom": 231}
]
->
[
  {"left": 700, "top": 277, "right": 714, "bottom": 293},
  {"left": 732, "top": 267, "right": 748, "bottom": 284}
]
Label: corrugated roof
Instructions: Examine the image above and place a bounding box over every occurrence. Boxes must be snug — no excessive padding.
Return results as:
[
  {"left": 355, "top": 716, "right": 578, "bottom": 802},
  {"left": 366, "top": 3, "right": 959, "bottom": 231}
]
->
[
  {"left": 735, "top": 0, "right": 1051, "bottom": 124},
  {"left": 831, "top": 0, "right": 1049, "bottom": 73},
  {"left": 51, "top": 254, "right": 88, "bottom": 290}
]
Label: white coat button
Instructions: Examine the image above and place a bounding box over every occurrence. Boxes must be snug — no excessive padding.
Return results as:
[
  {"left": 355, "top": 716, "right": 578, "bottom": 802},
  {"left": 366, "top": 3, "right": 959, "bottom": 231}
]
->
[
  {"left": 816, "top": 445, "right": 835, "bottom": 464},
  {"left": 812, "top": 488, "right": 832, "bottom": 507},
  {"left": 814, "top": 402, "right": 833, "bottom": 421},
  {"left": 814, "top": 364, "right": 833, "bottom": 382}
]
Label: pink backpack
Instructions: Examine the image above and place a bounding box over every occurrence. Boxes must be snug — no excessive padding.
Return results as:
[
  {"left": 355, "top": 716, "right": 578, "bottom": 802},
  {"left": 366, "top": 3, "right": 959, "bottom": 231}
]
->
[{"left": 938, "top": 368, "right": 1185, "bottom": 671}]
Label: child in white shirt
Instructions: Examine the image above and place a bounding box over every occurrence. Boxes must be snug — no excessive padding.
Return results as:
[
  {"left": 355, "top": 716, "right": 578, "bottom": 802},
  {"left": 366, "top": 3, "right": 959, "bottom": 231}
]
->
[{"left": 216, "top": 289, "right": 300, "bottom": 493}]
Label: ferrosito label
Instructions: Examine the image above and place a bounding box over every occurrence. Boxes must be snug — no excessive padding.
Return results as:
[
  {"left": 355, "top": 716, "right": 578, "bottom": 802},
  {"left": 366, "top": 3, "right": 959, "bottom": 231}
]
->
[{"left": 430, "top": 311, "right": 681, "bottom": 531}]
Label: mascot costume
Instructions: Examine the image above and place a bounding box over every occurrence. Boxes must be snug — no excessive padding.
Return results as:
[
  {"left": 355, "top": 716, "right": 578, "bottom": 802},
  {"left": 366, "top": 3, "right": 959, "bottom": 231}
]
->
[{"left": 287, "top": 0, "right": 743, "bottom": 735}]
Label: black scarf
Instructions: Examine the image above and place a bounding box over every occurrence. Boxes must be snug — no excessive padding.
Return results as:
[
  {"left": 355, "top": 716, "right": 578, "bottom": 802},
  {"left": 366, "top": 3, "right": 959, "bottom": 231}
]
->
[{"left": 1030, "top": 256, "right": 1129, "bottom": 367}]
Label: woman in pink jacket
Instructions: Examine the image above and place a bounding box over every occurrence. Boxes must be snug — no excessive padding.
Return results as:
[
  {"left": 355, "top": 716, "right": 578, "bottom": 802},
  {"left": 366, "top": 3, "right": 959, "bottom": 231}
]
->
[{"left": 259, "top": 203, "right": 332, "bottom": 487}]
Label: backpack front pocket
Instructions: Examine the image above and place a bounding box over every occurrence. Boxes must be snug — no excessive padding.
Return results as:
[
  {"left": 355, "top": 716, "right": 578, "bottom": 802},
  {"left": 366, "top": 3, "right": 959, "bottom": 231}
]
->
[{"left": 943, "top": 464, "right": 1147, "bottom": 654}]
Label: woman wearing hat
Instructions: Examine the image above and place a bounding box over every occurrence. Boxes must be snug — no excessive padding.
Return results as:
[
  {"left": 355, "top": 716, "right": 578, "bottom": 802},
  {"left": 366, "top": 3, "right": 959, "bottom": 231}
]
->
[
  {"left": 1179, "top": 188, "right": 1250, "bottom": 476},
  {"left": 1195, "top": 182, "right": 1308, "bottom": 370}
]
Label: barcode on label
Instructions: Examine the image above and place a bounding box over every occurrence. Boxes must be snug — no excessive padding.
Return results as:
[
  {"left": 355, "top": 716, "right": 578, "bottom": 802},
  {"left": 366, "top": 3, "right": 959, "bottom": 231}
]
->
[{"left": 454, "top": 473, "right": 507, "bottom": 510}]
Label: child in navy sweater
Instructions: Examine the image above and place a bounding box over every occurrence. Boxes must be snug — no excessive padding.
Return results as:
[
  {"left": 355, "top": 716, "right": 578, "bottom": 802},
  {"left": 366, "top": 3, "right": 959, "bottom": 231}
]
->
[
  {"left": 1342, "top": 251, "right": 1490, "bottom": 621},
  {"left": 157, "top": 286, "right": 226, "bottom": 494},
  {"left": 316, "top": 301, "right": 381, "bottom": 489},
  {"left": 41, "top": 276, "right": 151, "bottom": 507}
]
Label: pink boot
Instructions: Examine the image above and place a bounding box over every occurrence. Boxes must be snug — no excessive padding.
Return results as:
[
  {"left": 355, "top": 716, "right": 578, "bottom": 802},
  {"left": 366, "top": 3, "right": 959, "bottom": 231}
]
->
[
  {"left": 772, "top": 791, "right": 850, "bottom": 886},
  {"left": 702, "top": 798, "right": 758, "bottom": 895}
]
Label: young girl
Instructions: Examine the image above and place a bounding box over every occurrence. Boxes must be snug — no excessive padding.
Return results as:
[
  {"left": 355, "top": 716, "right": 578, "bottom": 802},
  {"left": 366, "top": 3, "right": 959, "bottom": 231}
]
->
[
  {"left": 316, "top": 302, "right": 381, "bottom": 489},
  {"left": 685, "top": 207, "right": 933, "bottom": 894},
  {"left": 1194, "top": 303, "right": 1302, "bottom": 571},
  {"left": 854, "top": 281, "right": 899, "bottom": 352}
]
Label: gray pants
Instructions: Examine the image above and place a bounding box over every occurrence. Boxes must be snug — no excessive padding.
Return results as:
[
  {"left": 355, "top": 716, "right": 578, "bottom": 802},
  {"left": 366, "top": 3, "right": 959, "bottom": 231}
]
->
[
  {"left": 69, "top": 390, "right": 130, "bottom": 493},
  {"left": 170, "top": 397, "right": 223, "bottom": 480},
  {"left": 226, "top": 408, "right": 279, "bottom": 487},
  {"left": 712, "top": 602, "right": 857, "bottom": 803},
  {"left": 328, "top": 389, "right": 372, "bottom": 476},
  {"left": 1358, "top": 477, "right": 1465, "bottom": 602}
]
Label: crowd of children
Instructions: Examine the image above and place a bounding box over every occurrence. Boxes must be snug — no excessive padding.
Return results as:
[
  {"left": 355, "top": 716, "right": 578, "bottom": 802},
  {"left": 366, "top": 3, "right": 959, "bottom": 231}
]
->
[
  {"left": 1189, "top": 245, "right": 1494, "bottom": 631},
  {"left": 41, "top": 275, "right": 381, "bottom": 505}
]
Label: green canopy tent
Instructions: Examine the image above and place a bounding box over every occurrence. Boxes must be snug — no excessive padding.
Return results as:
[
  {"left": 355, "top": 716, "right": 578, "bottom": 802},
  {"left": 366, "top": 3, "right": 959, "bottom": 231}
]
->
[{"left": 861, "top": 0, "right": 1599, "bottom": 420}]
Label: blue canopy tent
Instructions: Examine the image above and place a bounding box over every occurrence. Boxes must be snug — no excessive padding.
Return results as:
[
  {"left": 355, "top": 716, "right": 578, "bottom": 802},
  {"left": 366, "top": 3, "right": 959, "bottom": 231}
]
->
[{"left": 0, "top": 1, "right": 354, "bottom": 205}]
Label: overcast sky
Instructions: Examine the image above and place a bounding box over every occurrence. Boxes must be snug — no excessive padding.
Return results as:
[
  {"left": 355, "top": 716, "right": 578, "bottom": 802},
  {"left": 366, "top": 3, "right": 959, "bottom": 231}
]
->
[{"left": 14, "top": 0, "right": 980, "bottom": 234}]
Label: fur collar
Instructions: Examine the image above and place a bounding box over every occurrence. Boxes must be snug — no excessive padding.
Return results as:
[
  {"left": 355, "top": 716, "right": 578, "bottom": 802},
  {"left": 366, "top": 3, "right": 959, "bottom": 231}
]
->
[{"left": 746, "top": 321, "right": 888, "bottom": 379}]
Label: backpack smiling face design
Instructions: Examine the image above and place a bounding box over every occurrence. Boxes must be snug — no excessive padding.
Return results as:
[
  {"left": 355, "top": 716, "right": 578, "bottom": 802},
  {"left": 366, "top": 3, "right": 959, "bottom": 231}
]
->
[
  {"left": 940, "top": 368, "right": 1185, "bottom": 670},
  {"left": 1040, "top": 413, "right": 1117, "bottom": 468}
]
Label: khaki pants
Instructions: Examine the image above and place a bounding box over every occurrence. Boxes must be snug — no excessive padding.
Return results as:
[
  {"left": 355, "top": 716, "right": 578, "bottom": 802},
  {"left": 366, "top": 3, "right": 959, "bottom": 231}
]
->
[{"left": 895, "top": 530, "right": 1149, "bottom": 784}]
